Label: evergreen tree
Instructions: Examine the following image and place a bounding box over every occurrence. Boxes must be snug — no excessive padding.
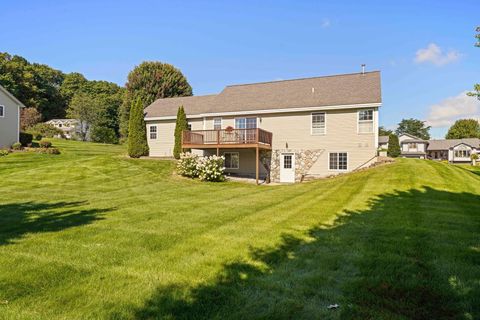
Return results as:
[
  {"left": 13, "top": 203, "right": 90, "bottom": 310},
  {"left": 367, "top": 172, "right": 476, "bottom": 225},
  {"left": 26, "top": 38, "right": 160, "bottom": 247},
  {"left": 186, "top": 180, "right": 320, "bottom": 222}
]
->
[
  {"left": 127, "top": 98, "right": 149, "bottom": 158},
  {"left": 173, "top": 106, "right": 188, "bottom": 159},
  {"left": 387, "top": 134, "right": 401, "bottom": 158}
]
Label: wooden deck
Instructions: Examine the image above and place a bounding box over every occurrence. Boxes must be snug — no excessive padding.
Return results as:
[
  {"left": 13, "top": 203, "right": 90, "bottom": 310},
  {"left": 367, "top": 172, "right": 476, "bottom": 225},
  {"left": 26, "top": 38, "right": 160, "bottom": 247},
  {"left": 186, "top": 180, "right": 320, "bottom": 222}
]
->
[
  {"left": 182, "top": 128, "right": 273, "bottom": 150},
  {"left": 182, "top": 128, "right": 273, "bottom": 185}
]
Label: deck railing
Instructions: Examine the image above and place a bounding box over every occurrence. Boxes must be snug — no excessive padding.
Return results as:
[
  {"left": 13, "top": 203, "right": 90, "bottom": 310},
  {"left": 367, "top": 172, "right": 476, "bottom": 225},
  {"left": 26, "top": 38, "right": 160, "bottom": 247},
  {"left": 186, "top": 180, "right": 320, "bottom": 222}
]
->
[{"left": 182, "top": 128, "right": 273, "bottom": 147}]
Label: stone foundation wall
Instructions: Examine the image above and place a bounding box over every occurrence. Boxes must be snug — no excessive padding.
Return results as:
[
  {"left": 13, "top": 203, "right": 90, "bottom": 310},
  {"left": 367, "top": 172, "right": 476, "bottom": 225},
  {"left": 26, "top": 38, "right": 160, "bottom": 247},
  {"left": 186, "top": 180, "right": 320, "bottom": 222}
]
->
[{"left": 262, "top": 149, "right": 324, "bottom": 183}]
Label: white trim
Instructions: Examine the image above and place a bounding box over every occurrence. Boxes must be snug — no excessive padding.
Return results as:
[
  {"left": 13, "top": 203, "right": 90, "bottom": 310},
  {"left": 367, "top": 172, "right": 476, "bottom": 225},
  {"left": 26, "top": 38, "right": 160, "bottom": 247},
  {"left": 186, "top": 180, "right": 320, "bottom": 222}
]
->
[
  {"left": 17, "top": 105, "right": 20, "bottom": 143},
  {"left": 0, "top": 105, "right": 4, "bottom": 118},
  {"left": 213, "top": 117, "right": 222, "bottom": 130},
  {"left": 149, "top": 125, "right": 158, "bottom": 140},
  {"left": 223, "top": 152, "right": 240, "bottom": 169},
  {"left": 0, "top": 85, "right": 26, "bottom": 108},
  {"left": 145, "top": 102, "right": 382, "bottom": 121},
  {"left": 328, "top": 152, "right": 349, "bottom": 171},
  {"left": 233, "top": 116, "right": 257, "bottom": 129},
  {"left": 311, "top": 111, "right": 326, "bottom": 135},
  {"left": 357, "top": 109, "right": 374, "bottom": 134}
]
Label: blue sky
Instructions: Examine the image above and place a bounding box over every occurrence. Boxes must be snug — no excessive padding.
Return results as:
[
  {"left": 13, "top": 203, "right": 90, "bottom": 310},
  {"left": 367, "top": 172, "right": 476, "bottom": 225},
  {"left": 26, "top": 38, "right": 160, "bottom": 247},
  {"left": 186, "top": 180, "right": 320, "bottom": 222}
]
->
[{"left": 1, "top": 0, "right": 478, "bottom": 138}]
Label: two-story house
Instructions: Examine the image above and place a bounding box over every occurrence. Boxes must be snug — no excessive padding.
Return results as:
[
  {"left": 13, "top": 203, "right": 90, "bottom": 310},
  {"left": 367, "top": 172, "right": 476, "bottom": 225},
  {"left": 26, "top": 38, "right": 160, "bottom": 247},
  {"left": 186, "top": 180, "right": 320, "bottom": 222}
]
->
[
  {"left": 0, "top": 84, "right": 25, "bottom": 148},
  {"left": 144, "top": 71, "right": 382, "bottom": 183}
]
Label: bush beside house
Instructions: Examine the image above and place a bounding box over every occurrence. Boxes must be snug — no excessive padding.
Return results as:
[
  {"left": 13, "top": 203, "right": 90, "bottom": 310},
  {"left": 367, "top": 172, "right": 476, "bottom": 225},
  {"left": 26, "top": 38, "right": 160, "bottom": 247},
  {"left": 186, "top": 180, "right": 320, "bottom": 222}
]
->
[{"left": 177, "top": 152, "right": 225, "bottom": 182}]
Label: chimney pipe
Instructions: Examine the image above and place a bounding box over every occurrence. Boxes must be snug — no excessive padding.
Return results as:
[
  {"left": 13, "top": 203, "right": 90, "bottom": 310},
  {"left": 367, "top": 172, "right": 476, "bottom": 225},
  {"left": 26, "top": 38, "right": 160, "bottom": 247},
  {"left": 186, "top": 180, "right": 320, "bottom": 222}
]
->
[{"left": 361, "top": 64, "right": 366, "bottom": 74}]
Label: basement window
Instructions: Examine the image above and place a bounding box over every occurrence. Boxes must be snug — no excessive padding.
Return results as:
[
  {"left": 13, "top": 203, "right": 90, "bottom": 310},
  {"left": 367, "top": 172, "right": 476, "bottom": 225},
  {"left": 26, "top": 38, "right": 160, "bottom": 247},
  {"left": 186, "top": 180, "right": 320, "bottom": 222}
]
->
[
  {"left": 224, "top": 152, "right": 239, "bottom": 169},
  {"left": 329, "top": 152, "right": 348, "bottom": 171}
]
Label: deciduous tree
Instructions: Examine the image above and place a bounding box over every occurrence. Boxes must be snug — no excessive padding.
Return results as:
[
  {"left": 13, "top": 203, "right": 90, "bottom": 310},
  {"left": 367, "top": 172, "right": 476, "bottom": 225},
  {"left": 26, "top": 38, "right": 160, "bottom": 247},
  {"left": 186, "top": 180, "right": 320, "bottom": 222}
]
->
[
  {"left": 120, "top": 61, "right": 192, "bottom": 139},
  {"left": 20, "top": 107, "right": 42, "bottom": 130},
  {"left": 395, "top": 118, "right": 431, "bottom": 140},
  {"left": 446, "top": 119, "right": 480, "bottom": 139}
]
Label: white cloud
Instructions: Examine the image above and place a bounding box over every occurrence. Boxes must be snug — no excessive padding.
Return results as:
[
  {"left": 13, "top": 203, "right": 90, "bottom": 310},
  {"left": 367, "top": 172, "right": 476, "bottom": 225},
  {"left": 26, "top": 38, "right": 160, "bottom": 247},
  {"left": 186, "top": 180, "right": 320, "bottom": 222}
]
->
[
  {"left": 426, "top": 91, "right": 480, "bottom": 128},
  {"left": 321, "top": 18, "right": 331, "bottom": 28},
  {"left": 414, "top": 43, "right": 461, "bottom": 66}
]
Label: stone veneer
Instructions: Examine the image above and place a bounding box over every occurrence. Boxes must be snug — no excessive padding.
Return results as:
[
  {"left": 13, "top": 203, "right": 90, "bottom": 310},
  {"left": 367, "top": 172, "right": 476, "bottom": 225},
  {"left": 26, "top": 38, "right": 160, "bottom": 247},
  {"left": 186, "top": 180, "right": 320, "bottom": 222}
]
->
[{"left": 261, "top": 149, "right": 324, "bottom": 183}]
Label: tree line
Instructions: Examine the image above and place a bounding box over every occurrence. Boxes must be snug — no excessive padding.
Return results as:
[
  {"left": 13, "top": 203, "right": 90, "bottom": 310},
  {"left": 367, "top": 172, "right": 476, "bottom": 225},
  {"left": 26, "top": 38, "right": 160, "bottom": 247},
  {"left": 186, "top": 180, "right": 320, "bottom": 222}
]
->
[{"left": 0, "top": 53, "right": 192, "bottom": 144}]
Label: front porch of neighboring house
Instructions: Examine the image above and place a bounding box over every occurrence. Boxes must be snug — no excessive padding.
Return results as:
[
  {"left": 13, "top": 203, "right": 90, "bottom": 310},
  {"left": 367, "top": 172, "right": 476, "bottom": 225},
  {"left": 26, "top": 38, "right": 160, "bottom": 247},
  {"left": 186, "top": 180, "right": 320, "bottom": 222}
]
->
[{"left": 182, "top": 128, "right": 273, "bottom": 184}]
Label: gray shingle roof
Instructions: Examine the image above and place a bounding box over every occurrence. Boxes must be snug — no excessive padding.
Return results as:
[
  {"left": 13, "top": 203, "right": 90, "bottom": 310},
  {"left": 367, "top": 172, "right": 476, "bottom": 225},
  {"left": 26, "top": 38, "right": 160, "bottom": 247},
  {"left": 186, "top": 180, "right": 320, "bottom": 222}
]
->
[
  {"left": 145, "top": 71, "right": 381, "bottom": 118},
  {"left": 427, "top": 138, "right": 480, "bottom": 150},
  {"left": 379, "top": 135, "right": 389, "bottom": 143}
]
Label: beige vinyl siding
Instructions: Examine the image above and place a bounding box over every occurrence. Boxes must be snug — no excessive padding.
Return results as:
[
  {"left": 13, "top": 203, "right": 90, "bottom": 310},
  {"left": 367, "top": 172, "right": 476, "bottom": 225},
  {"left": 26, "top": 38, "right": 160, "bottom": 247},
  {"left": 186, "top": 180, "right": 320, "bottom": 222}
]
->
[
  {"left": 202, "top": 108, "right": 377, "bottom": 177},
  {"left": 205, "top": 148, "right": 267, "bottom": 177},
  {"left": 147, "top": 107, "right": 378, "bottom": 177},
  {"left": 0, "top": 90, "right": 20, "bottom": 148},
  {"left": 147, "top": 118, "right": 204, "bottom": 157}
]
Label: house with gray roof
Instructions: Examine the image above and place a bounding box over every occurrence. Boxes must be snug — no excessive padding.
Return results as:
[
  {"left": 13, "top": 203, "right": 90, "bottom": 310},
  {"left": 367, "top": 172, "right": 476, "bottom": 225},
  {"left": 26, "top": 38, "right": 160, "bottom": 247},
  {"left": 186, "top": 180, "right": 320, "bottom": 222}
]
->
[
  {"left": 398, "top": 133, "right": 479, "bottom": 162},
  {"left": 0, "top": 84, "right": 25, "bottom": 148},
  {"left": 144, "top": 71, "right": 382, "bottom": 183}
]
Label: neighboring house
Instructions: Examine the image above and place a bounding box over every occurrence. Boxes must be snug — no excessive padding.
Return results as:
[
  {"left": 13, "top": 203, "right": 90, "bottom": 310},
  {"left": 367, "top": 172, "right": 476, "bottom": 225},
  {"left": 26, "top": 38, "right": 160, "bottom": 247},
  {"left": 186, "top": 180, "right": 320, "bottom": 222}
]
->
[
  {"left": 0, "top": 85, "right": 25, "bottom": 148},
  {"left": 45, "top": 119, "right": 80, "bottom": 139},
  {"left": 378, "top": 135, "right": 389, "bottom": 150},
  {"left": 399, "top": 133, "right": 429, "bottom": 159},
  {"left": 399, "top": 133, "right": 479, "bottom": 163},
  {"left": 428, "top": 138, "right": 479, "bottom": 163},
  {"left": 145, "top": 71, "right": 382, "bottom": 183},
  {"left": 378, "top": 135, "right": 389, "bottom": 156}
]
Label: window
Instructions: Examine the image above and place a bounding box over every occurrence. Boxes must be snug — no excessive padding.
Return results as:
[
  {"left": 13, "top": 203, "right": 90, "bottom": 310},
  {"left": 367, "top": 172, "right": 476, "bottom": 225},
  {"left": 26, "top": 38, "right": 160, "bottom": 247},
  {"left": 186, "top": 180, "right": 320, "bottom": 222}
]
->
[
  {"left": 187, "top": 124, "right": 192, "bottom": 131},
  {"left": 454, "top": 149, "right": 471, "bottom": 158},
  {"left": 235, "top": 117, "right": 257, "bottom": 129},
  {"left": 283, "top": 155, "right": 292, "bottom": 169},
  {"left": 408, "top": 143, "right": 417, "bottom": 150},
  {"left": 214, "top": 118, "right": 222, "bottom": 130},
  {"left": 58, "top": 123, "right": 63, "bottom": 128},
  {"left": 358, "top": 109, "right": 374, "bottom": 133},
  {"left": 311, "top": 112, "right": 326, "bottom": 135},
  {"left": 0, "top": 105, "right": 4, "bottom": 117},
  {"left": 329, "top": 152, "right": 348, "bottom": 170},
  {"left": 224, "top": 152, "right": 239, "bottom": 169},
  {"left": 149, "top": 125, "right": 157, "bottom": 139}
]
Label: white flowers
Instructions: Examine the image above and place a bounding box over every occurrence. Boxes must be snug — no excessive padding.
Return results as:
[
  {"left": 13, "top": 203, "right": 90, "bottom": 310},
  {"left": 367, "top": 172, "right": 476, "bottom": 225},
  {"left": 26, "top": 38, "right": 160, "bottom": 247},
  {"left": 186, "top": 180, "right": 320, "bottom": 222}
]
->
[{"left": 177, "top": 153, "right": 225, "bottom": 182}]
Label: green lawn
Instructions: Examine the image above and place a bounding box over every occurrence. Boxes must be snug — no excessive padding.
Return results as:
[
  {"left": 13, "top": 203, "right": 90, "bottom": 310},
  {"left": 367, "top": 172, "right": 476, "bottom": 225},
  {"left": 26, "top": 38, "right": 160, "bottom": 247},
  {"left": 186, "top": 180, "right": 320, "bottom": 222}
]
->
[{"left": 0, "top": 140, "right": 479, "bottom": 320}]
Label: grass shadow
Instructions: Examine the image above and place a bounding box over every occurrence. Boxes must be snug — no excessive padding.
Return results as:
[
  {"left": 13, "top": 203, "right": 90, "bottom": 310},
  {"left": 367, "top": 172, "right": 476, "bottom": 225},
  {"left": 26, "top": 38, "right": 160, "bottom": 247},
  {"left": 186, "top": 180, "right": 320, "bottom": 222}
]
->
[
  {"left": 132, "top": 187, "right": 480, "bottom": 319},
  {"left": 0, "top": 201, "right": 108, "bottom": 245}
]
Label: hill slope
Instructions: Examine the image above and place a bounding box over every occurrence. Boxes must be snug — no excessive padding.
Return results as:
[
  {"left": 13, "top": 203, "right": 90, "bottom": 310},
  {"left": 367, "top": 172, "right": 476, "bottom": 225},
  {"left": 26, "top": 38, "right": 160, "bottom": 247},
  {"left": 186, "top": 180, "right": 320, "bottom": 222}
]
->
[{"left": 0, "top": 140, "right": 479, "bottom": 319}]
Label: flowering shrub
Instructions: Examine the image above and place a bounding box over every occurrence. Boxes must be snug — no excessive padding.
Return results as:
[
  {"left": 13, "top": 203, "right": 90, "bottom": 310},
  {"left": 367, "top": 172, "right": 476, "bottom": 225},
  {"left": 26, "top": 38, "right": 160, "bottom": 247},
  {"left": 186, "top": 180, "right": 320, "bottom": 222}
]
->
[
  {"left": 177, "top": 153, "right": 225, "bottom": 182},
  {"left": 177, "top": 152, "right": 200, "bottom": 178},
  {"left": 197, "top": 155, "right": 225, "bottom": 182}
]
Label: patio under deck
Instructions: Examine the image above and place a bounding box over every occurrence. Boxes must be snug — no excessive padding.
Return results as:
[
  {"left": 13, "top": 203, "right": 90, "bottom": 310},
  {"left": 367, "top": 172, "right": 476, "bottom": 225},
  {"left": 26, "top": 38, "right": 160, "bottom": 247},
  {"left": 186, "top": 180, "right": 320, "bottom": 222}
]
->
[{"left": 182, "top": 128, "right": 273, "bottom": 184}]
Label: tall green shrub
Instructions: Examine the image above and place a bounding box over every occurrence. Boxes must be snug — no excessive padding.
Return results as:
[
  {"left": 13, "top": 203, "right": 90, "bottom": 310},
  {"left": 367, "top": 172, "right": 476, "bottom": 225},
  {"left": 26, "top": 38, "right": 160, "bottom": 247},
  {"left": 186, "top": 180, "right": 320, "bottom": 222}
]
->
[
  {"left": 173, "top": 106, "right": 188, "bottom": 159},
  {"left": 387, "top": 134, "right": 401, "bottom": 158},
  {"left": 127, "top": 98, "right": 149, "bottom": 158}
]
